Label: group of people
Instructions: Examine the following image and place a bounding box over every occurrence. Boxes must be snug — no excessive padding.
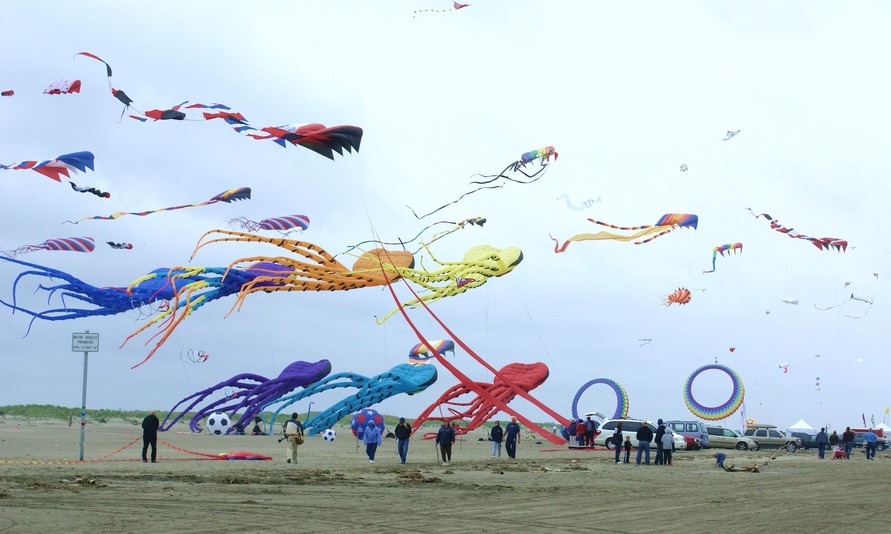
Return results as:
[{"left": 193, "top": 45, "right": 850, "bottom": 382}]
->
[
  {"left": 815, "top": 427, "right": 880, "bottom": 460},
  {"left": 610, "top": 419, "right": 675, "bottom": 466},
  {"left": 566, "top": 416, "right": 599, "bottom": 447}
]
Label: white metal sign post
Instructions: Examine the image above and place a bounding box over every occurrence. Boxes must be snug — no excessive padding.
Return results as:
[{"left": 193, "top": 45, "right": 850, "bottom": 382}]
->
[{"left": 72, "top": 331, "right": 99, "bottom": 461}]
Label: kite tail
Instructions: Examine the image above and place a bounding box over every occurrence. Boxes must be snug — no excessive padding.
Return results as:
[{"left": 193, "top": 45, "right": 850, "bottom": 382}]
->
[
  {"left": 588, "top": 219, "right": 653, "bottom": 231},
  {"left": 634, "top": 226, "right": 676, "bottom": 245},
  {"left": 549, "top": 235, "right": 571, "bottom": 254}
]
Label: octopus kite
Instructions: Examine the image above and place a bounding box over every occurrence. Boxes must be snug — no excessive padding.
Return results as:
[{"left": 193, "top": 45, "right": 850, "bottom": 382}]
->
[
  {"left": 551, "top": 213, "right": 698, "bottom": 253},
  {"left": 407, "top": 146, "right": 556, "bottom": 219},
  {"left": 264, "top": 363, "right": 438, "bottom": 436},
  {"left": 662, "top": 288, "right": 692, "bottom": 306},
  {"left": 746, "top": 209, "right": 847, "bottom": 252},
  {"left": 411, "top": 362, "right": 549, "bottom": 439},
  {"left": 0, "top": 232, "right": 520, "bottom": 366},
  {"left": 160, "top": 359, "right": 333, "bottom": 434}
]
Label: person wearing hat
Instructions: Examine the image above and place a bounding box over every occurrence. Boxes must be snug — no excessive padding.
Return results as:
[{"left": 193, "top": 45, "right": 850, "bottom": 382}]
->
[
  {"left": 394, "top": 417, "right": 412, "bottom": 464},
  {"left": 654, "top": 419, "right": 666, "bottom": 465},
  {"left": 362, "top": 420, "right": 383, "bottom": 463}
]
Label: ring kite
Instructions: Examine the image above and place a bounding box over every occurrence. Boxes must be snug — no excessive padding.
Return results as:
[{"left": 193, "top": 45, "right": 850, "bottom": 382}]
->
[
  {"left": 551, "top": 213, "right": 698, "bottom": 253},
  {"left": 571, "top": 378, "right": 629, "bottom": 420},
  {"left": 683, "top": 364, "right": 745, "bottom": 421}
]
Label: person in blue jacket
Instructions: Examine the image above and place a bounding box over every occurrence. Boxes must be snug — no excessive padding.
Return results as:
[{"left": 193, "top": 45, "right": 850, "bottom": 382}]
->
[
  {"left": 490, "top": 421, "right": 504, "bottom": 458},
  {"left": 504, "top": 417, "right": 522, "bottom": 459},
  {"left": 436, "top": 420, "right": 456, "bottom": 465},
  {"left": 362, "top": 420, "right": 382, "bottom": 463}
]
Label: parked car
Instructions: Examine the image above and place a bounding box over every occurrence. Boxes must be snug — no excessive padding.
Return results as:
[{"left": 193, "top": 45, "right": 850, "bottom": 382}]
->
[
  {"left": 594, "top": 418, "right": 686, "bottom": 451},
  {"left": 665, "top": 420, "right": 710, "bottom": 448},
  {"left": 789, "top": 432, "right": 819, "bottom": 450},
  {"left": 706, "top": 426, "right": 759, "bottom": 451},
  {"left": 742, "top": 424, "right": 803, "bottom": 452}
]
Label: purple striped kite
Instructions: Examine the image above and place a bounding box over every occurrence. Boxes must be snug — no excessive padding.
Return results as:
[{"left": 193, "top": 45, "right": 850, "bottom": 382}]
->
[{"left": 3, "top": 237, "right": 95, "bottom": 258}]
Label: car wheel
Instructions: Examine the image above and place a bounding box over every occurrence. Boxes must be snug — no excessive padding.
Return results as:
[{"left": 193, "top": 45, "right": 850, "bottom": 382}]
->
[
  {"left": 786, "top": 442, "right": 798, "bottom": 453},
  {"left": 605, "top": 438, "right": 617, "bottom": 450},
  {"left": 877, "top": 443, "right": 886, "bottom": 452},
  {"left": 735, "top": 442, "right": 748, "bottom": 450},
  {"left": 751, "top": 441, "right": 760, "bottom": 451}
]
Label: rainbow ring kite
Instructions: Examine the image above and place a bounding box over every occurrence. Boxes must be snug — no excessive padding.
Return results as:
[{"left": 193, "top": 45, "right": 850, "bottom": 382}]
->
[
  {"left": 683, "top": 364, "right": 745, "bottom": 421},
  {"left": 571, "top": 378, "right": 629, "bottom": 420}
]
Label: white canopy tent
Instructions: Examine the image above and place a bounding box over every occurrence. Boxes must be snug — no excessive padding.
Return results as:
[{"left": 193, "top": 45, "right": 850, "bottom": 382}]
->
[{"left": 787, "top": 419, "right": 817, "bottom": 435}]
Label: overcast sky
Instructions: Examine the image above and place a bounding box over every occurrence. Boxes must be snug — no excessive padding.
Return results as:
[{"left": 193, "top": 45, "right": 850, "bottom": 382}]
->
[{"left": 1, "top": 1, "right": 888, "bottom": 434}]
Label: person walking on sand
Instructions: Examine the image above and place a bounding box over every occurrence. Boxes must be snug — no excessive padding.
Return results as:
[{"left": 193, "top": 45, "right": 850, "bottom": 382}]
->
[
  {"left": 613, "top": 422, "right": 624, "bottom": 463},
  {"left": 816, "top": 427, "right": 829, "bottom": 459},
  {"left": 141, "top": 410, "right": 160, "bottom": 463},
  {"left": 842, "top": 427, "right": 855, "bottom": 459},
  {"left": 363, "top": 420, "right": 382, "bottom": 463},
  {"left": 490, "top": 420, "right": 504, "bottom": 458},
  {"left": 864, "top": 429, "right": 878, "bottom": 460},
  {"left": 436, "top": 420, "right": 455, "bottom": 466},
  {"left": 829, "top": 430, "right": 839, "bottom": 449},
  {"left": 635, "top": 421, "right": 653, "bottom": 465},
  {"left": 284, "top": 412, "right": 304, "bottom": 464},
  {"left": 394, "top": 417, "right": 412, "bottom": 464},
  {"left": 505, "top": 417, "right": 521, "bottom": 459}
]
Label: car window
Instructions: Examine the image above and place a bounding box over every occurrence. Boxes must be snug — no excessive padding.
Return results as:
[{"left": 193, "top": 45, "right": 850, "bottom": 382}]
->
[
  {"left": 624, "top": 422, "right": 641, "bottom": 432},
  {"left": 601, "top": 422, "right": 616, "bottom": 431},
  {"left": 669, "top": 423, "right": 683, "bottom": 432},
  {"left": 723, "top": 429, "right": 735, "bottom": 437},
  {"left": 707, "top": 428, "right": 720, "bottom": 436},
  {"left": 769, "top": 430, "right": 782, "bottom": 438},
  {"left": 684, "top": 423, "right": 695, "bottom": 432},
  {"left": 755, "top": 430, "right": 767, "bottom": 437}
]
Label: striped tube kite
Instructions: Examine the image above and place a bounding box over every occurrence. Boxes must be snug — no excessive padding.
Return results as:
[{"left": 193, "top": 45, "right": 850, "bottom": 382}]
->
[
  {"left": 2, "top": 237, "right": 95, "bottom": 258},
  {"left": 551, "top": 213, "right": 698, "bottom": 253},
  {"left": 703, "top": 242, "right": 742, "bottom": 273},
  {"left": 408, "top": 339, "right": 455, "bottom": 365},
  {"left": 228, "top": 214, "right": 310, "bottom": 233}
]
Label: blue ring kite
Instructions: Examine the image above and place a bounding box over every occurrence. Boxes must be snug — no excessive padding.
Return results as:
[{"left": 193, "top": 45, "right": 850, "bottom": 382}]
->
[
  {"left": 683, "top": 364, "right": 745, "bottom": 421},
  {"left": 571, "top": 378, "right": 629, "bottom": 420}
]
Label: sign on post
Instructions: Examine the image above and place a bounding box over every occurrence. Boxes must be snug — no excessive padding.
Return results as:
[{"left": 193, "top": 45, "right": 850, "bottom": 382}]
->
[{"left": 72, "top": 332, "right": 99, "bottom": 352}]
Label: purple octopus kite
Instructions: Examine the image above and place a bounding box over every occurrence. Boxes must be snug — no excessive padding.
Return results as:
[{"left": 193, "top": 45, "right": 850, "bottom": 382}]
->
[{"left": 160, "top": 359, "right": 332, "bottom": 434}]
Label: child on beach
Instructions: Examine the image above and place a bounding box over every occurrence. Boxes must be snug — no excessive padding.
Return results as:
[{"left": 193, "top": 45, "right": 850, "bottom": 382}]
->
[{"left": 623, "top": 435, "right": 632, "bottom": 464}]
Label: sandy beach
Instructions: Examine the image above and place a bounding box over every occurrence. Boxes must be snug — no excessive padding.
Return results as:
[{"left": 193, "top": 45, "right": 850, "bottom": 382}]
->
[{"left": 0, "top": 419, "right": 889, "bottom": 533}]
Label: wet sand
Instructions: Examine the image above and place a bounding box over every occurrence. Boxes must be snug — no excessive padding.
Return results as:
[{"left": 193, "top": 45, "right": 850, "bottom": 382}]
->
[{"left": 0, "top": 419, "right": 888, "bottom": 533}]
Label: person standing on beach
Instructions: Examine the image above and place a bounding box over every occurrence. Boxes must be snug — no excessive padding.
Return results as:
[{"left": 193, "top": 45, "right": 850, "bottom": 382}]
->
[
  {"left": 284, "top": 412, "right": 304, "bottom": 464},
  {"left": 613, "top": 422, "right": 624, "bottom": 463},
  {"left": 363, "top": 420, "right": 382, "bottom": 463},
  {"left": 141, "top": 410, "right": 160, "bottom": 463},
  {"left": 505, "top": 417, "right": 521, "bottom": 459},
  {"left": 490, "top": 421, "right": 503, "bottom": 458},
  {"left": 842, "top": 427, "right": 855, "bottom": 459},
  {"left": 567, "top": 419, "right": 578, "bottom": 446},
  {"left": 576, "top": 419, "right": 586, "bottom": 446},
  {"left": 815, "top": 427, "right": 829, "bottom": 459},
  {"left": 654, "top": 419, "right": 666, "bottom": 465},
  {"left": 584, "top": 416, "right": 597, "bottom": 449},
  {"left": 394, "top": 417, "right": 412, "bottom": 464},
  {"left": 623, "top": 435, "right": 632, "bottom": 464},
  {"left": 829, "top": 430, "right": 839, "bottom": 449},
  {"left": 436, "top": 420, "right": 455, "bottom": 466},
  {"left": 864, "top": 430, "right": 878, "bottom": 460},
  {"left": 660, "top": 427, "right": 674, "bottom": 466},
  {"left": 635, "top": 421, "right": 653, "bottom": 465}
]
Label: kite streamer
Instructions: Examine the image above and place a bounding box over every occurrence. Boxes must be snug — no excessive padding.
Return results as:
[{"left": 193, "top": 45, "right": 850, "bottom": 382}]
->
[
  {"left": 747, "top": 208, "right": 847, "bottom": 252},
  {"left": 67, "top": 187, "right": 250, "bottom": 223},
  {"left": 683, "top": 364, "right": 745, "bottom": 421},
  {"left": 552, "top": 213, "right": 698, "bottom": 252},
  {"left": 571, "top": 378, "right": 629, "bottom": 420}
]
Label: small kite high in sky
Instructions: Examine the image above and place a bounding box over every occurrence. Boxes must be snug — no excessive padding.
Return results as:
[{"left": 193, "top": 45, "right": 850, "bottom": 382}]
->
[
  {"left": 662, "top": 287, "right": 692, "bottom": 306},
  {"left": 815, "top": 293, "right": 874, "bottom": 319},
  {"left": 551, "top": 213, "right": 698, "bottom": 253},
  {"left": 228, "top": 214, "right": 310, "bottom": 234},
  {"left": 413, "top": 1, "right": 470, "bottom": 17},
  {"left": 407, "top": 146, "right": 556, "bottom": 219},
  {"left": 67, "top": 187, "right": 251, "bottom": 223},
  {"left": 43, "top": 78, "right": 82, "bottom": 95},
  {"left": 746, "top": 208, "right": 847, "bottom": 251},
  {"left": 703, "top": 242, "right": 742, "bottom": 273},
  {"left": 723, "top": 130, "right": 740, "bottom": 140}
]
